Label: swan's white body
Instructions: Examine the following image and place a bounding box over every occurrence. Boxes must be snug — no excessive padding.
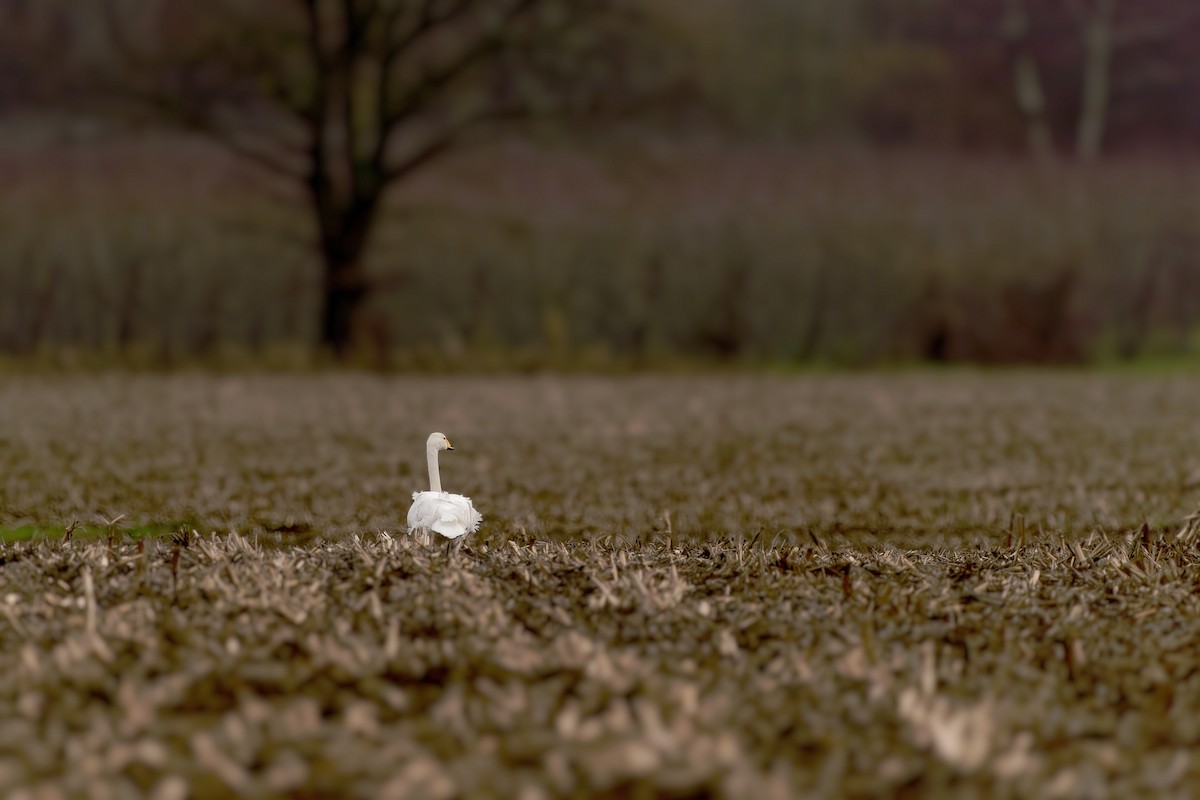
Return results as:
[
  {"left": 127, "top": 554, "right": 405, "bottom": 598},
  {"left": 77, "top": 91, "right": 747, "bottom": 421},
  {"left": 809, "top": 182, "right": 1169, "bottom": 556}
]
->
[
  {"left": 407, "top": 432, "right": 482, "bottom": 543},
  {"left": 408, "top": 491, "right": 480, "bottom": 540}
]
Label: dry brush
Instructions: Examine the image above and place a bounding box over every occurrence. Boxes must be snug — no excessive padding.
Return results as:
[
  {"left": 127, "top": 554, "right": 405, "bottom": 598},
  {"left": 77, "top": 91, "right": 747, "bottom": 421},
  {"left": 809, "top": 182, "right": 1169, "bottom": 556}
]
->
[{"left": 3, "top": 531, "right": 1200, "bottom": 797}]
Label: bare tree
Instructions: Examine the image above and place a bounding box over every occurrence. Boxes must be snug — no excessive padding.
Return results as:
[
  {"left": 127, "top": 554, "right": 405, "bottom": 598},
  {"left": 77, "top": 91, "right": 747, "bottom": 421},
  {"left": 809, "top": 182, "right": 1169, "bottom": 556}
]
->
[
  {"left": 98, "top": 0, "right": 646, "bottom": 357},
  {"left": 1070, "top": 0, "right": 1117, "bottom": 161},
  {"left": 997, "top": 0, "right": 1200, "bottom": 161},
  {"left": 1002, "top": 0, "right": 1054, "bottom": 161}
]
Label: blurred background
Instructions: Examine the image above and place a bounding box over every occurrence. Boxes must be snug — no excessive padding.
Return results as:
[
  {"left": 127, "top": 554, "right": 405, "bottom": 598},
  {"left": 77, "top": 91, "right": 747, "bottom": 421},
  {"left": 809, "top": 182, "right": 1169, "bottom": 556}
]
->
[{"left": 3, "top": 0, "right": 1200, "bottom": 368}]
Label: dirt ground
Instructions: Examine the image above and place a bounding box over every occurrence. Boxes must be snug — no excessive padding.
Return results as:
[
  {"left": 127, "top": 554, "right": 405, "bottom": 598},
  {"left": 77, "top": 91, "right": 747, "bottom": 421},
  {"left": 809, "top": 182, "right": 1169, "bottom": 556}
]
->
[{"left": 3, "top": 372, "right": 1200, "bottom": 797}]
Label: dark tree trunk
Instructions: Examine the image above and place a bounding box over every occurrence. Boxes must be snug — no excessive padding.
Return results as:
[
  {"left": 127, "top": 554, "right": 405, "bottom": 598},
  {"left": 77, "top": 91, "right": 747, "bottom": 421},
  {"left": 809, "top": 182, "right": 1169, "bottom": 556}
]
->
[
  {"left": 320, "top": 274, "right": 369, "bottom": 358},
  {"left": 314, "top": 199, "right": 375, "bottom": 358}
]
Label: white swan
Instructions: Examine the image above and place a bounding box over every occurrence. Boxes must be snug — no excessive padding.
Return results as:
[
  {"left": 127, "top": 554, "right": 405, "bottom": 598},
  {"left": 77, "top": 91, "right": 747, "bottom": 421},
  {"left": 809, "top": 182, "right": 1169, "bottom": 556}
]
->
[{"left": 407, "top": 432, "right": 482, "bottom": 552}]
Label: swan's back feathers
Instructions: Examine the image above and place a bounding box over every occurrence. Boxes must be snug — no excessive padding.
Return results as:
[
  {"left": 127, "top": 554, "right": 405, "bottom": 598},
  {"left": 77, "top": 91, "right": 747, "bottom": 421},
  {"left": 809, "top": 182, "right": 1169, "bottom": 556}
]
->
[{"left": 408, "top": 491, "right": 482, "bottom": 540}]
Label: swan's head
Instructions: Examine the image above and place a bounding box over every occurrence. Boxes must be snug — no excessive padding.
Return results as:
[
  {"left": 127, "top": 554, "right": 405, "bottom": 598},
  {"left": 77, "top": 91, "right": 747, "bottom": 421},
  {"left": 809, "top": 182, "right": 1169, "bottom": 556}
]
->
[{"left": 427, "top": 431, "right": 454, "bottom": 451}]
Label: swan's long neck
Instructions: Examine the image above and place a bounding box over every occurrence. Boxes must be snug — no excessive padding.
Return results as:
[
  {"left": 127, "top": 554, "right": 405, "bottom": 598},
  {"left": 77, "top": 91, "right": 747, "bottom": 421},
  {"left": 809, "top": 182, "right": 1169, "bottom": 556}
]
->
[{"left": 426, "top": 443, "right": 442, "bottom": 493}]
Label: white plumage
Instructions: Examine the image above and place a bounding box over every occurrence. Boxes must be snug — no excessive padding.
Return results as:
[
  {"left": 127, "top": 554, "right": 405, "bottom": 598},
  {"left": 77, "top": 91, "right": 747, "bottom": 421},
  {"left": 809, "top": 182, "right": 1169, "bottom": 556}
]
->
[
  {"left": 407, "top": 491, "right": 480, "bottom": 539},
  {"left": 407, "top": 432, "right": 482, "bottom": 547}
]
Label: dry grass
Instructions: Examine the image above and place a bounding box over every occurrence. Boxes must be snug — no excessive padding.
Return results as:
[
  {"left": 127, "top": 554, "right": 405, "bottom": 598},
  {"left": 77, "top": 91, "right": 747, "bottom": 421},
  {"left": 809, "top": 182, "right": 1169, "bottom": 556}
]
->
[
  {"left": 4, "top": 531, "right": 1200, "bottom": 797},
  {"left": 3, "top": 372, "right": 1199, "bottom": 544},
  {"left": 5, "top": 138, "right": 1200, "bottom": 362},
  {"left": 4, "top": 372, "right": 1200, "bottom": 797}
]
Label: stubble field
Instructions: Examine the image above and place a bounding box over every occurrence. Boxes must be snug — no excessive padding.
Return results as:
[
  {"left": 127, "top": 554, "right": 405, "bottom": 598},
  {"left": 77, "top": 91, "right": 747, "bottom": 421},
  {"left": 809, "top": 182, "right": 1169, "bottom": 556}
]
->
[{"left": 3, "top": 372, "right": 1200, "bottom": 798}]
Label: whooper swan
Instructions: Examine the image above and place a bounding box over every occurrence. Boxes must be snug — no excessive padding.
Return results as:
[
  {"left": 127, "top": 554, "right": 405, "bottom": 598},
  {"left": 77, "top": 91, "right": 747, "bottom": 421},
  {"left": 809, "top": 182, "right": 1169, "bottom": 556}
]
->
[{"left": 407, "top": 432, "right": 482, "bottom": 553}]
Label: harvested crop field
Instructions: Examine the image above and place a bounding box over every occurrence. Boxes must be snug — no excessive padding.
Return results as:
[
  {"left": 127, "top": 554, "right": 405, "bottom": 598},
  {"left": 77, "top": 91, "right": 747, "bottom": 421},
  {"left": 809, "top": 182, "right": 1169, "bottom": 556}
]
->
[
  {"left": 4, "top": 372, "right": 1200, "bottom": 797},
  {"left": 3, "top": 372, "right": 1199, "bottom": 544}
]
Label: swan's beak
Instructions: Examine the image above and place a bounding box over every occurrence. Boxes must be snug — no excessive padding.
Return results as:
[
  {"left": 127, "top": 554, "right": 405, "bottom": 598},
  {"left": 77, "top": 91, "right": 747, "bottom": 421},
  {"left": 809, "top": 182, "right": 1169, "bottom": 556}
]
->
[{"left": 445, "top": 439, "right": 455, "bottom": 450}]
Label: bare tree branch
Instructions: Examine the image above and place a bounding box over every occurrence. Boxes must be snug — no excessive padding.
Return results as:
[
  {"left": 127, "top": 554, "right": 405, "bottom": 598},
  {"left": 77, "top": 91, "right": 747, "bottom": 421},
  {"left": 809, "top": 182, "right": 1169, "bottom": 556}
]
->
[{"left": 93, "top": 0, "right": 648, "bottom": 357}]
